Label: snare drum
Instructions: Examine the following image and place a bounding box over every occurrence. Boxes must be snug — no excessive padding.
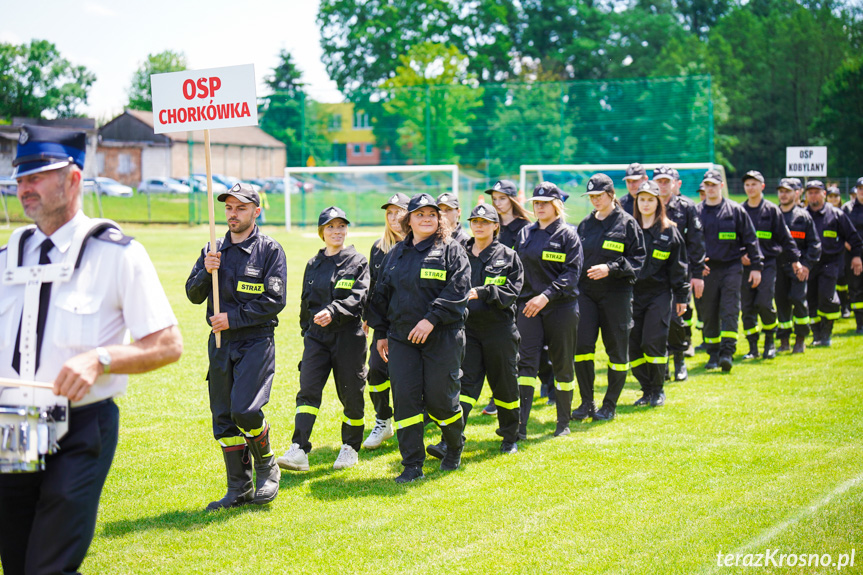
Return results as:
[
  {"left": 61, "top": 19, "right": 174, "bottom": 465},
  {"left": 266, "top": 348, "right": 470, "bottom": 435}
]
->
[{"left": 0, "top": 386, "right": 68, "bottom": 473}]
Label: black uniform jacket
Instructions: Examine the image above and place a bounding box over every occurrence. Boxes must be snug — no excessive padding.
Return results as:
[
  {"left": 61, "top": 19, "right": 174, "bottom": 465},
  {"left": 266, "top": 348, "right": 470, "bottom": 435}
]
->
[
  {"left": 367, "top": 231, "right": 471, "bottom": 342},
  {"left": 807, "top": 203, "right": 863, "bottom": 261},
  {"left": 780, "top": 206, "right": 821, "bottom": 270},
  {"left": 186, "top": 226, "right": 287, "bottom": 341},
  {"left": 742, "top": 198, "right": 800, "bottom": 262},
  {"left": 577, "top": 205, "right": 645, "bottom": 289},
  {"left": 300, "top": 245, "right": 370, "bottom": 336},
  {"left": 696, "top": 198, "right": 763, "bottom": 269},
  {"left": 842, "top": 199, "right": 863, "bottom": 239},
  {"left": 515, "top": 217, "right": 583, "bottom": 304},
  {"left": 465, "top": 237, "right": 524, "bottom": 329},
  {"left": 619, "top": 193, "right": 635, "bottom": 216},
  {"left": 498, "top": 217, "right": 529, "bottom": 249},
  {"left": 451, "top": 225, "right": 471, "bottom": 248},
  {"left": 636, "top": 223, "right": 690, "bottom": 304},
  {"left": 666, "top": 194, "right": 706, "bottom": 279}
]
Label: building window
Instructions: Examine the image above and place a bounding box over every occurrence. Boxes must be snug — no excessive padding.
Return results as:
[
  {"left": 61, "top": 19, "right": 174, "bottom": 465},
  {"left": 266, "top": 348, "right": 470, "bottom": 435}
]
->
[
  {"left": 118, "top": 153, "right": 132, "bottom": 175},
  {"left": 0, "top": 140, "right": 10, "bottom": 154},
  {"left": 353, "top": 144, "right": 361, "bottom": 155},
  {"left": 353, "top": 112, "right": 370, "bottom": 129},
  {"left": 96, "top": 153, "right": 105, "bottom": 174},
  {"left": 329, "top": 114, "right": 342, "bottom": 131},
  {"left": 365, "top": 144, "right": 373, "bottom": 155}
]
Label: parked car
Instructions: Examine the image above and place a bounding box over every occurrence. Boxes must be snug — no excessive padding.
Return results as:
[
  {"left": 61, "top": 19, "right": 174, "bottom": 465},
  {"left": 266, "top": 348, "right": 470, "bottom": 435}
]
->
[
  {"left": 182, "top": 175, "right": 228, "bottom": 194},
  {"left": 84, "top": 177, "right": 133, "bottom": 197},
  {"left": 261, "top": 176, "right": 312, "bottom": 194},
  {"left": 137, "top": 178, "right": 191, "bottom": 194},
  {"left": 0, "top": 177, "right": 17, "bottom": 196}
]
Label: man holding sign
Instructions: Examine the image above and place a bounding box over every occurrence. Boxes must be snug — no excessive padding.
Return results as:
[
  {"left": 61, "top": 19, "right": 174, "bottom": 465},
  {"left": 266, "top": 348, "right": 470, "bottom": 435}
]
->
[
  {"left": 185, "top": 184, "right": 287, "bottom": 509},
  {"left": 0, "top": 126, "right": 182, "bottom": 574}
]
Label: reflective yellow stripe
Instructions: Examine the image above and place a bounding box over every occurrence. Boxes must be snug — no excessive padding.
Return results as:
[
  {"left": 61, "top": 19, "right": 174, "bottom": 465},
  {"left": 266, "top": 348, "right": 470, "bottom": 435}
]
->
[
  {"left": 395, "top": 414, "right": 424, "bottom": 429},
  {"left": 823, "top": 230, "right": 837, "bottom": 238},
  {"left": 851, "top": 303, "right": 863, "bottom": 310},
  {"left": 459, "top": 395, "right": 478, "bottom": 406},
  {"left": 429, "top": 412, "right": 462, "bottom": 426},
  {"left": 778, "top": 321, "right": 793, "bottom": 329},
  {"left": 602, "top": 240, "right": 624, "bottom": 252},
  {"left": 682, "top": 319, "right": 694, "bottom": 327},
  {"left": 644, "top": 355, "right": 667, "bottom": 364},
  {"left": 555, "top": 380, "right": 575, "bottom": 391},
  {"left": 368, "top": 380, "right": 391, "bottom": 393},
  {"left": 743, "top": 326, "right": 761, "bottom": 336},
  {"left": 218, "top": 436, "right": 246, "bottom": 447},
  {"left": 836, "top": 284, "right": 848, "bottom": 292},
  {"left": 630, "top": 357, "right": 646, "bottom": 368},
  {"left": 341, "top": 414, "right": 364, "bottom": 426},
  {"left": 484, "top": 276, "right": 506, "bottom": 285},
  {"left": 297, "top": 405, "right": 319, "bottom": 416},
  {"left": 720, "top": 331, "right": 738, "bottom": 339},
  {"left": 335, "top": 278, "right": 356, "bottom": 289},
  {"left": 517, "top": 375, "right": 539, "bottom": 388},
  {"left": 756, "top": 230, "right": 772, "bottom": 239},
  {"left": 696, "top": 321, "right": 704, "bottom": 329},
  {"left": 810, "top": 316, "right": 821, "bottom": 324},
  {"left": 237, "top": 281, "right": 264, "bottom": 294},
  {"left": 704, "top": 336, "right": 721, "bottom": 344},
  {"left": 607, "top": 361, "right": 629, "bottom": 372},
  {"left": 494, "top": 398, "right": 519, "bottom": 410},
  {"left": 420, "top": 268, "right": 446, "bottom": 280},
  {"left": 542, "top": 251, "right": 566, "bottom": 262},
  {"left": 574, "top": 353, "right": 595, "bottom": 362},
  {"left": 718, "top": 232, "right": 737, "bottom": 240},
  {"left": 761, "top": 321, "right": 778, "bottom": 330},
  {"left": 818, "top": 310, "right": 841, "bottom": 320},
  {"left": 652, "top": 249, "right": 670, "bottom": 260},
  {"left": 238, "top": 422, "right": 265, "bottom": 437},
  {"left": 793, "top": 316, "right": 810, "bottom": 325}
]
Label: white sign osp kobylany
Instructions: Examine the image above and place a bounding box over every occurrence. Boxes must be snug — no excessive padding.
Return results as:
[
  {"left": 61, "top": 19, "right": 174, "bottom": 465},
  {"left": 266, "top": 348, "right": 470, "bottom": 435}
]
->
[
  {"left": 150, "top": 64, "right": 258, "bottom": 134},
  {"left": 786, "top": 147, "right": 827, "bottom": 177}
]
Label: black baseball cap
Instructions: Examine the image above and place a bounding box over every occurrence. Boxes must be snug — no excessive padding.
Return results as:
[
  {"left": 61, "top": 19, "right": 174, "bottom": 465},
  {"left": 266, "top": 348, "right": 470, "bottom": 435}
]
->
[
  {"left": 653, "top": 165, "right": 675, "bottom": 181},
  {"left": 13, "top": 125, "right": 87, "bottom": 178},
  {"left": 777, "top": 178, "right": 796, "bottom": 191},
  {"left": 437, "top": 192, "right": 460, "bottom": 208},
  {"left": 856, "top": 177, "right": 863, "bottom": 187},
  {"left": 623, "top": 163, "right": 646, "bottom": 181},
  {"left": 582, "top": 173, "right": 614, "bottom": 196},
  {"left": 528, "top": 181, "right": 565, "bottom": 202},
  {"left": 671, "top": 168, "right": 681, "bottom": 181},
  {"left": 827, "top": 186, "right": 841, "bottom": 196},
  {"left": 381, "top": 192, "right": 410, "bottom": 210},
  {"left": 743, "top": 170, "right": 765, "bottom": 183},
  {"left": 484, "top": 179, "right": 518, "bottom": 197},
  {"left": 805, "top": 180, "right": 826, "bottom": 191},
  {"left": 789, "top": 178, "right": 803, "bottom": 191},
  {"left": 637, "top": 180, "right": 660, "bottom": 197},
  {"left": 318, "top": 206, "right": 350, "bottom": 226},
  {"left": 218, "top": 182, "right": 260, "bottom": 206},
  {"left": 407, "top": 193, "right": 440, "bottom": 213},
  {"left": 467, "top": 203, "right": 499, "bottom": 223},
  {"left": 702, "top": 169, "right": 723, "bottom": 184}
]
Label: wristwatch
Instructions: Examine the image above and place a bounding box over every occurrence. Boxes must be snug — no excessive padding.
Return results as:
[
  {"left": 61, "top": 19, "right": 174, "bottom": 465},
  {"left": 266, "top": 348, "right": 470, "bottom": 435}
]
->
[{"left": 96, "top": 347, "right": 112, "bottom": 375}]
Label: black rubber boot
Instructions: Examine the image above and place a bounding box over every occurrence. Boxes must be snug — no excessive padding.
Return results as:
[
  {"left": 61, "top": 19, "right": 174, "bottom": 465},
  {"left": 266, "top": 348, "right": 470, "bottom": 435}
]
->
[
  {"left": 673, "top": 352, "right": 688, "bottom": 381},
  {"left": 777, "top": 337, "right": 791, "bottom": 352},
  {"left": 554, "top": 390, "right": 573, "bottom": 436},
  {"left": 517, "top": 385, "right": 533, "bottom": 440},
  {"left": 818, "top": 319, "right": 834, "bottom": 347},
  {"left": 206, "top": 444, "right": 254, "bottom": 511},
  {"left": 246, "top": 425, "right": 280, "bottom": 505},
  {"left": 440, "top": 427, "right": 464, "bottom": 471},
  {"left": 792, "top": 336, "right": 805, "bottom": 354},
  {"left": 743, "top": 336, "right": 759, "bottom": 359},
  {"left": 762, "top": 332, "right": 776, "bottom": 359}
]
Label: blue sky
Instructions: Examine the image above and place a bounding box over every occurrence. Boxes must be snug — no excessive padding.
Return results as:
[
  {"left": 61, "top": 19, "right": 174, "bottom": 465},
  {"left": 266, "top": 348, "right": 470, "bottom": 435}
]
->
[{"left": 1, "top": 0, "right": 341, "bottom": 120}]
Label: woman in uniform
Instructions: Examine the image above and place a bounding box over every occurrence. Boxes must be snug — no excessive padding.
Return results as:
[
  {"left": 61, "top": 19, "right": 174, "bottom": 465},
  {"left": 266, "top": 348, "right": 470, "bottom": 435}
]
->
[
  {"left": 514, "top": 182, "right": 583, "bottom": 438},
  {"left": 629, "top": 181, "right": 689, "bottom": 407},
  {"left": 829, "top": 187, "right": 851, "bottom": 317},
  {"left": 277, "top": 207, "right": 370, "bottom": 472},
  {"left": 362, "top": 192, "right": 409, "bottom": 450},
  {"left": 573, "top": 174, "right": 645, "bottom": 422},
  {"left": 367, "top": 193, "right": 471, "bottom": 483}
]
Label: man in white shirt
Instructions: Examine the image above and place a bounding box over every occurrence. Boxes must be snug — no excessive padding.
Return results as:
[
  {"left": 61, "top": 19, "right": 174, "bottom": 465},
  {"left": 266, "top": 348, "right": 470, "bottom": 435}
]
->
[{"left": 0, "top": 125, "right": 182, "bottom": 575}]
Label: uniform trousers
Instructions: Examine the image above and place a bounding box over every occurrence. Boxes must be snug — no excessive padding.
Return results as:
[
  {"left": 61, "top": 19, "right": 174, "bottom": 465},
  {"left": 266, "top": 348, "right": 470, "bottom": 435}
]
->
[
  {"left": 0, "top": 400, "right": 119, "bottom": 575},
  {"left": 807, "top": 258, "right": 841, "bottom": 338},
  {"left": 367, "top": 331, "right": 393, "bottom": 420},
  {"left": 845, "top": 252, "right": 863, "bottom": 328},
  {"left": 294, "top": 326, "right": 367, "bottom": 452},
  {"left": 701, "top": 261, "right": 743, "bottom": 356},
  {"left": 630, "top": 289, "right": 672, "bottom": 394},
  {"left": 516, "top": 301, "right": 578, "bottom": 386},
  {"left": 741, "top": 259, "right": 778, "bottom": 341},
  {"left": 667, "top": 294, "right": 693, "bottom": 353},
  {"left": 775, "top": 263, "right": 810, "bottom": 339},
  {"left": 388, "top": 328, "right": 465, "bottom": 469}
]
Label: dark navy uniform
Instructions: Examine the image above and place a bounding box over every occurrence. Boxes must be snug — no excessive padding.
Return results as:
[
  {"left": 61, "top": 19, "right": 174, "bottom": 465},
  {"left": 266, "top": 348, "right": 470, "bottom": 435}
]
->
[
  {"left": 499, "top": 217, "right": 530, "bottom": 249},
  {"left": 631, "top": 220, "right": 689, "bottom": 404},
  {"left": 619, "top": 192, "right": 636, "bottom": 215},
  {"left": 842, "top": 198, "right": 863, "bottom": 330},
  {"left": 740, "top": 197, "right": 800, "bottom": 355},
  {"left": 575, "top": 202, "right": 645, "bottom": 418},
  {"left": 776, "top": 205, "right": 821, "bottom": 343},
  {"left": 366, "top": 238, "right": 393, "bottom": 422},
  {"left": 461, "top": 237, "right": 523, "bottom": 444},
  {"left": 186, "top": 226, "right": 287, "bottom": 443},
  {"left": 807, "top": 202, "right": 863, "bottom": 342},
  {"left": 367, "top": 228, "right": 470, "bottom": 474},
  {"left": 294, "top": 245, "right": 370, "bottom": 454},
  {"left": 451, "top": 224, "right": 471, "bottom": 248},
  {"left": 515, "top": 211, "right": 583, "bottom": 434},
  {"left": 665, "top": 194, "right": 705, "bottom": 357},
  {"left": 696, "top": 198, "right": 762, "bottom": 360}
]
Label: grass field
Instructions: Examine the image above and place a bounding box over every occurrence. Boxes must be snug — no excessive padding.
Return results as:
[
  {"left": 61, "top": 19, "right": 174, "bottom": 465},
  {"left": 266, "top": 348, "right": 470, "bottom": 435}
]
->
[{"left": 1, "top": 223, "right": 861, "bottom": 575}]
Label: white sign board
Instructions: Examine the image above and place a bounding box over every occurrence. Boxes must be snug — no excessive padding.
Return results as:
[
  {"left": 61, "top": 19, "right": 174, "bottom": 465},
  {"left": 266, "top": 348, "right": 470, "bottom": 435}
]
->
[
  {"left": 150, "top": 64, "right": 257, "bottom": 134},
  {"left": 786, "top": 146, "right": 827, "bottom": 177}
]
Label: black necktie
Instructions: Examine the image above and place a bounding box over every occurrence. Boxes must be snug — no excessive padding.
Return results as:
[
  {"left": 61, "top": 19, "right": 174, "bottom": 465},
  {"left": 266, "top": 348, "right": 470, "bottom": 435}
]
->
[{"left": 12, "top": 239, "right": 54, "bottom": 374}]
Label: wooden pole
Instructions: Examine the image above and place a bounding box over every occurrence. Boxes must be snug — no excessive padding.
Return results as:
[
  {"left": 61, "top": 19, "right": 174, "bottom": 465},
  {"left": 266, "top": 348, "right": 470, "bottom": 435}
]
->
[
  {"left": 204, "top": 129, "right": 222, "bottom": 348},
  {"left": 0, "top": 377, "right": 55, "bottom": 390}
]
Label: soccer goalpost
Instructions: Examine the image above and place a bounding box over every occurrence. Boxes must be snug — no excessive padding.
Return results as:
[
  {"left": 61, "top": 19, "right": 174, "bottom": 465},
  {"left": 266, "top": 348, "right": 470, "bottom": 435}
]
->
[{"left": 283, "top": 164, "right": 459, "bottom": 231}]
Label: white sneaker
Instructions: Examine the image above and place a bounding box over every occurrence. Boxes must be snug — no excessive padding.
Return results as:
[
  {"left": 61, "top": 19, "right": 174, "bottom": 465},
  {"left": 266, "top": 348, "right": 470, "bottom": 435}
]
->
[
  {"left": 333, "top": 444, "right": 359, "bottom": 470},
  {"left": 277, "top": 443, "right": 309, "bottom": 471},
  {"left": 362, "top": 418, "right": 394, "bottom": 449}
]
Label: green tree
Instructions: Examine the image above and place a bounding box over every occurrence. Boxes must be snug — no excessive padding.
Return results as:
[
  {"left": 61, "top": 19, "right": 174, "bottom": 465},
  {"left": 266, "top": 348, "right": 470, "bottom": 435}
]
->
[
  {"left": 812, "top": 56, "right": 863, "bottom": 176},
  {"left": 381, "top": 43, "right": 485, "bottom": 165},
  {"left": 127, "top": 50, "right": 187, "bottom": 111},
  {"left": 0, "top": 39, "right": 95, "bottom": 119}
]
